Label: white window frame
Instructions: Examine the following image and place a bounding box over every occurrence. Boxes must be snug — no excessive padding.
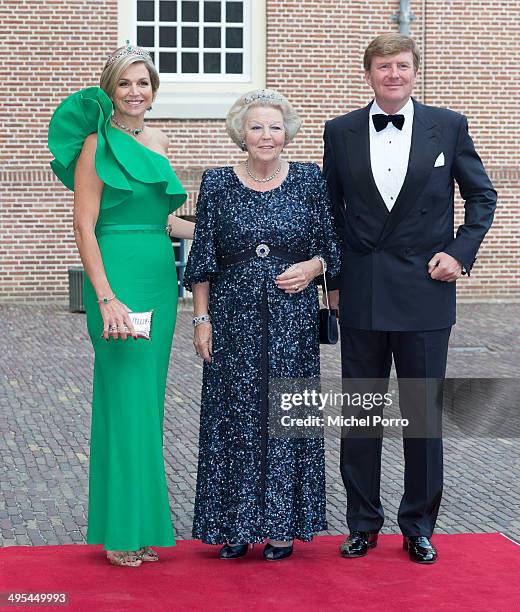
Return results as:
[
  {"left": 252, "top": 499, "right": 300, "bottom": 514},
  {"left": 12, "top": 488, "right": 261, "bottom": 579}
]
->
[{"left": 118, "top": 0, "right": 266, "bottom": 118}]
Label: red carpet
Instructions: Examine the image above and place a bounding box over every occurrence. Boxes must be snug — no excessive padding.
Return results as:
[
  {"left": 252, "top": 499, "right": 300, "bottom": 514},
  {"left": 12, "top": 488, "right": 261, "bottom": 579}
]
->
[{"left": 1, "top": 534, "right": 519, "bottom": 611}]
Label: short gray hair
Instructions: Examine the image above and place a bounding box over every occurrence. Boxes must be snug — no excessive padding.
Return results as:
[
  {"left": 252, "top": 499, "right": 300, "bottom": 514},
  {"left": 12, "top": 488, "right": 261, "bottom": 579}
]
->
[
  {"left": 226, "top": 89, "right": 301, "bottom": 150},
  {"left": 100, "top": 45, "right": 160, "bottom": 100}
]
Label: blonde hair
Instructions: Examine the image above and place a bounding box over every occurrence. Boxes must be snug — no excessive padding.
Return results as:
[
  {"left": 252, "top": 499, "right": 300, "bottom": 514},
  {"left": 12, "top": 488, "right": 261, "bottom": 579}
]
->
[
  {"left": 364, "top": 33, "right": 421, "bottom": 73},
  {"left": 226, "top": 89, "right": 301, "bottom": 150},
  {"left": 99, "top": 45, "right": 160, "bottom": 100}
]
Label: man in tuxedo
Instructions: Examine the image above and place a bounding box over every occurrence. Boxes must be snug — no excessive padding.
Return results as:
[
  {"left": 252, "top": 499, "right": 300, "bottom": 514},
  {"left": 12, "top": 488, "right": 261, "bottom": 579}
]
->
[{"left": 323, "top": 34, "right": 496, "bottom": 563}]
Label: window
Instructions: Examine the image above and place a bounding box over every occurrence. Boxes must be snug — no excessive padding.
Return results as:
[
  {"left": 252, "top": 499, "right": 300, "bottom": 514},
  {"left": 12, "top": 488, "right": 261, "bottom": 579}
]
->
[
  {"left": 135, "top": 0, "right": 247, "bottom": 81},
  {"left": 119, "top": 0, "right": 266, "bottom": 117}
]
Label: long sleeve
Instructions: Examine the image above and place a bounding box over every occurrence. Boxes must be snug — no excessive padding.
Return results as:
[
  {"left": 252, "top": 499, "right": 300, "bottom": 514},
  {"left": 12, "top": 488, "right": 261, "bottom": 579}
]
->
[
  {"left": 308, "top": 163, "right": 341, "bottom": 279},
  {"left": 183, "top": 170, "right": 219, "bottom": 291},
  {"left": 323, "top": 122, "right": 345, "bottom": 290},
  {"left": 444, "top": 115, "right": 497, "bottom": 273}
]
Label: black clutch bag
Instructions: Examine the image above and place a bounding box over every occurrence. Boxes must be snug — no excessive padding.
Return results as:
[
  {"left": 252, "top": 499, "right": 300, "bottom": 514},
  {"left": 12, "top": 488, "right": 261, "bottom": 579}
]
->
[
  {"left": 317, "top": 257, "right": 339, "bottom": 345},
  {"left": 319, "top": 307, "right": 339, "bottom": 344}
]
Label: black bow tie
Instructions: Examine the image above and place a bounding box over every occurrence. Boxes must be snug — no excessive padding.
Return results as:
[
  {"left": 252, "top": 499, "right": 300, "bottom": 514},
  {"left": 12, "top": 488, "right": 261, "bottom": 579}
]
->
[{"left": 372, "top": 113, "right": 405, "bottom": 132}]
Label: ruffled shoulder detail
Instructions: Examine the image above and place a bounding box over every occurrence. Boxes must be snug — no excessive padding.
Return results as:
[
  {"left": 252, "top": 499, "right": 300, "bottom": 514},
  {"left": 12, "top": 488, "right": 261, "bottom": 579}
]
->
[{"left": 48, "top": 87, "right": 186, "bottom": 212}]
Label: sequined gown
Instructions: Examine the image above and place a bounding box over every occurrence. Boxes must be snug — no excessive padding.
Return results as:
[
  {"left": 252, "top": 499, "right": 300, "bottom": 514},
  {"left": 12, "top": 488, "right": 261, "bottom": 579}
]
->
[
  {"left": 48, "top": 87, "right": 186, "bottom": 550},
  {"left": 184, "top": 163, "right": 340, "bottom": 544}
]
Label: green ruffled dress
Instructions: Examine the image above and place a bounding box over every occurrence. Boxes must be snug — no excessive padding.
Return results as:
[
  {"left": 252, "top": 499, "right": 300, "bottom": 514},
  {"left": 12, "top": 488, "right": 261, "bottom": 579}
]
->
[{"left": 48, "top": 87, "right": 186, "bottom": 550}]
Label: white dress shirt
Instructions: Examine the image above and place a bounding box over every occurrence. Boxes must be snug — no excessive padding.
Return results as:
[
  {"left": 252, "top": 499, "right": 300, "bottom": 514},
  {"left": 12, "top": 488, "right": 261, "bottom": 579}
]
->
[{"left": 369, "top": 98, "right": 414, "bottom": 211}]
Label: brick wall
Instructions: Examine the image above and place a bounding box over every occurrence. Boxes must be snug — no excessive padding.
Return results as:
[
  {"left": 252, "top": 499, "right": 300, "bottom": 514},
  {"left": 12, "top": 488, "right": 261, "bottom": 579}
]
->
[
  {"left": 1, "top": 0, "right": 518, "bottom": 302},
  {"left": 1, "top": 0, "right": 120, "bottom": 302}
]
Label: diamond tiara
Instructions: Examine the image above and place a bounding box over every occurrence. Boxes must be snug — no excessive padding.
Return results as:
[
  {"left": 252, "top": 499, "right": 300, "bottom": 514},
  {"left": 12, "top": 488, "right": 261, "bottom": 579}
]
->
[
  {"left": 243, "top": 90, "right": 284, "bottom": 104},
  {"left": 105, "top": 41, "right": 152, "bottom": 67}
]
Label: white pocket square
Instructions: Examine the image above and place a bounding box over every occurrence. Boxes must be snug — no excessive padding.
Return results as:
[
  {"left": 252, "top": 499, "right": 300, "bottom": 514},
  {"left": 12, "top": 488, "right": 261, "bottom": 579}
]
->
[{"left": 434, "top": 152, "right": 445, "bottom": 168}]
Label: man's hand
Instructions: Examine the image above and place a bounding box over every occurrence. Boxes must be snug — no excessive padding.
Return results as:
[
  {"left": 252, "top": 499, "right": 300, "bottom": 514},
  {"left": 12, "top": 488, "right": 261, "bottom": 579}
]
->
[
  {"left": 325, "top": 289, "right": 340, "bottom": 311},
  {"left": 428, "top": 252, "right": 463, "bottom": 282}
]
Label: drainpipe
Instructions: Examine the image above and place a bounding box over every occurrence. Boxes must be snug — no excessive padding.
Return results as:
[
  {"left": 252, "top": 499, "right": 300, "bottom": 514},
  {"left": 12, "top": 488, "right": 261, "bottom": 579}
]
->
[{"left": 392, "top": 0, "right": 416, "bottom": 35}]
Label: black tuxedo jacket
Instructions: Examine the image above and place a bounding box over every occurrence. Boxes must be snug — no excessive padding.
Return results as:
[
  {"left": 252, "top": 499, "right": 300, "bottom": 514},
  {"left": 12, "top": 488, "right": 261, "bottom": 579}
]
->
[{"left": 323, "top": 98, "right": 497, "bottom": 331}]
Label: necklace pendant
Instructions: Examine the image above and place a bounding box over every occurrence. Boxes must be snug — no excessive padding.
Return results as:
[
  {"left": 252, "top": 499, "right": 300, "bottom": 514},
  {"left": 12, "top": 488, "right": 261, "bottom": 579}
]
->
[{"left": 111, "top": 116, "right": 145, "bottom": 137}]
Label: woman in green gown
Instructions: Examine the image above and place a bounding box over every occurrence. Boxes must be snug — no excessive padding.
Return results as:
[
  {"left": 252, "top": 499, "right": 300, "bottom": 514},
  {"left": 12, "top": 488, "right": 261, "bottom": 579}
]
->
[{"left": 48, "top": 44, "right": 192, "bottom": 567}]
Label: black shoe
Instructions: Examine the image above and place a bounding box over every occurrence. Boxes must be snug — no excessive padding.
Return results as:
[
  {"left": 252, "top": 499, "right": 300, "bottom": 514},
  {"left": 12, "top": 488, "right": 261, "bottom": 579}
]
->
[
  {"left": 403, "top": 536, "right": 437, "bottom": 564},
  {"left": 219, "top": 543, "right": 249, "bottom": 559},
  {"left": 339, "top": 531, "right": 378, "bottom": 558},
  {"left": 263, "top": 542, "right": 293, "bottom": 561}
]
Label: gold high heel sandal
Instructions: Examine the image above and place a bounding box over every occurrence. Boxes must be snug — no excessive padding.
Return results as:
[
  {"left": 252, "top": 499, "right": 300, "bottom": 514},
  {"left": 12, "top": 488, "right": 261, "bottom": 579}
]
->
[
  {"left": 106, "top": 550, "right": 143, "bottom": 567},
  {"left": 137, "top": 546, "right": 160, "bottom": 562}
]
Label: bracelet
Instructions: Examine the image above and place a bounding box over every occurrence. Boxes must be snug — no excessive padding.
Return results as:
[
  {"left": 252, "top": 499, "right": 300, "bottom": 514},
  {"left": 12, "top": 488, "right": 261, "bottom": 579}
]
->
[
  {"left": 97, "top": 294, "right": 116, "bottom": 304},
  {"left": 313, "top": 255, "right": 327, "bottom": 273},
  {"left": 193, "top": 314, "right": 211, "bottom": 327}
]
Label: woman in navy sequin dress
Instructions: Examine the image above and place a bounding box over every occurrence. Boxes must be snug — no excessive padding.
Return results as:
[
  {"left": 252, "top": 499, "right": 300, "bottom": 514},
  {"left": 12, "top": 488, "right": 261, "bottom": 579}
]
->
[{"left": 184, "top": 90, "right": 340, "bottom": 560}]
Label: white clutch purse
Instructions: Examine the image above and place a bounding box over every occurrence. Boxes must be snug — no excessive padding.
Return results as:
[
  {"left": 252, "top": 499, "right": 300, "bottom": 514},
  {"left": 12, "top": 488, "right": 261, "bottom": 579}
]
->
[
  {"left": 127, "top": 310, "right": 153, "bottom": 340},
  {"left": 103, "top": 310, "right": 153, "bottom": 340}
]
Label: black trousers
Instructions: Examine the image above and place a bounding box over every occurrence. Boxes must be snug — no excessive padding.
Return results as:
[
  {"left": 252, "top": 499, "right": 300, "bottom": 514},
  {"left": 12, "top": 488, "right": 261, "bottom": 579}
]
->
[{"left": 339, "top": 326, "right": 451, "bottom": 537}]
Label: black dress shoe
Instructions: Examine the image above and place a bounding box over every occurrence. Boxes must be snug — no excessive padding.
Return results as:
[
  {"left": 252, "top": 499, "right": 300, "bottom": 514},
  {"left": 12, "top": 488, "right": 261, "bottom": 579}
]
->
[
  {"left": 403, "top": 536, "right": 437, "bottom": 564},
  {"left": 219, "top": 543, "right": 249, "bottom": 559},
  {"left": 263, "top": 542, "right": 293, "bottom": 561},
  {"left": 339, "top": 531, "right": 378, "bottom": 558}
]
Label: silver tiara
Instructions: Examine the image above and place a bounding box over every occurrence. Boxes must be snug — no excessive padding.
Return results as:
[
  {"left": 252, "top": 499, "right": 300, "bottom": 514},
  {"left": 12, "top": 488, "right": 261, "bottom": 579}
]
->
[
  {"left": 244, "top": 90, "right": 284, "bottom": 104},
  {"left": 105, "top": 41, "right": 152, "bottom": 67}
]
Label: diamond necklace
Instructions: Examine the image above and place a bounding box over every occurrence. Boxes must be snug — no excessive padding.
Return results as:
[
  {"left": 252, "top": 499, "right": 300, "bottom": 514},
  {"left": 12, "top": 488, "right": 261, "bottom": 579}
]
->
[
  {"left": 245, "top": 159, "right": 282, "bottom": 183},
  {"left": 111, "top": 115, "right": 144, "bottom": 136}
]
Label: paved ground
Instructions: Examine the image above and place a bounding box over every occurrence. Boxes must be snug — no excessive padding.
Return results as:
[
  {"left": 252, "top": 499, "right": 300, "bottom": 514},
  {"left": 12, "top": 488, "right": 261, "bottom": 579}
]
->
[{"left": 0, "top": 302, "right": 519, "bottom": 548}]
